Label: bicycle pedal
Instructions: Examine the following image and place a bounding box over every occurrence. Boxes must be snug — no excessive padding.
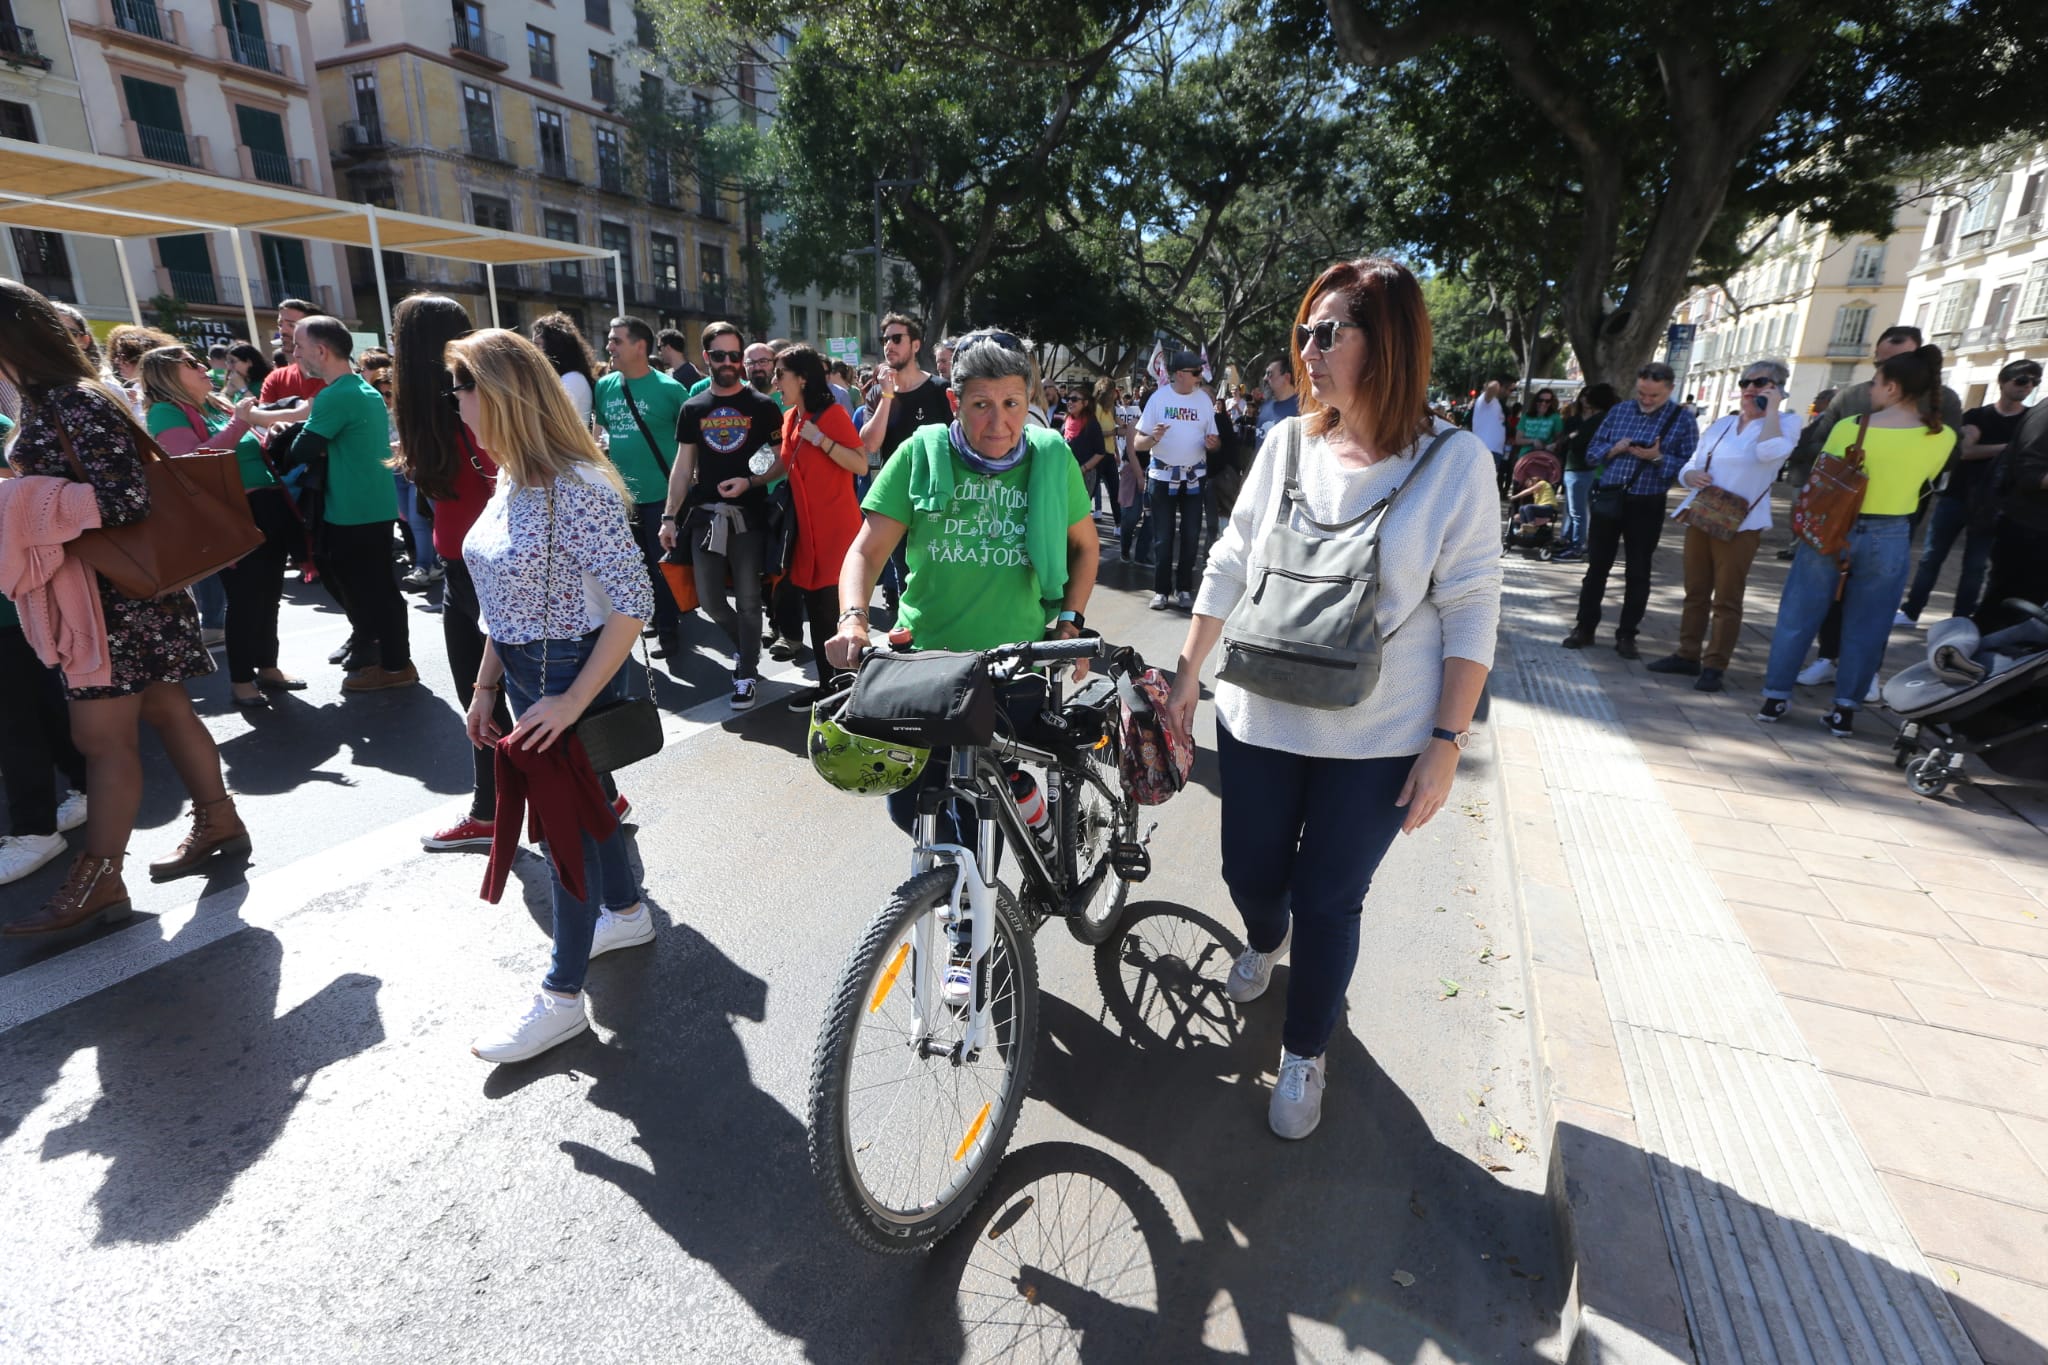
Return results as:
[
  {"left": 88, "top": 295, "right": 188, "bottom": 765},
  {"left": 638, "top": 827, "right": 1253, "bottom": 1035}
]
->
[{"left": 1109, "top": 841, "right": 1152, "bottom": 882}]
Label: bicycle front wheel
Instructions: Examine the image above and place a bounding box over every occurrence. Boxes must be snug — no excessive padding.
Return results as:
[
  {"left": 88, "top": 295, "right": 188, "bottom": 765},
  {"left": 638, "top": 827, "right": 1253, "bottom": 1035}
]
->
[
  {"left": 1062, "top": 745, "right": 1139, "bottom": 946},
  {"left": 808, "top": 866, "right": 1040, "bottom": 1253}
]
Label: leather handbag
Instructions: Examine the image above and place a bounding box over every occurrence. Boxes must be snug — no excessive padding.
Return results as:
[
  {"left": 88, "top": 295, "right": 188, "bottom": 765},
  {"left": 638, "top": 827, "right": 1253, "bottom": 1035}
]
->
[
  {"left": 1215, "top": 419, "right": 1455, "bottom": 711},
  {"left": 541, "top": 482, "right": 665, "bottom": 772},
  {"left": 838, "top": 649, "right": 997, "bottom": 747},
  {"left": 51, "top": 399, "right": 262, "bottom": 600},
  {"left": 1674, "top": 422, "right": 1769, "bottom": 542},
  {"left": 1790, "top": 413, "right": 1871, "bottom": 557}
]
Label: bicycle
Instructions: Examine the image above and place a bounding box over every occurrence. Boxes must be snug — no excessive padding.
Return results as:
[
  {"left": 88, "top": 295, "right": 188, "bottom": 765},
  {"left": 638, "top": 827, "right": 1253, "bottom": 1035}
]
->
[{"left": 807, "top": 634, "right": 1157, "bottom": 1253}]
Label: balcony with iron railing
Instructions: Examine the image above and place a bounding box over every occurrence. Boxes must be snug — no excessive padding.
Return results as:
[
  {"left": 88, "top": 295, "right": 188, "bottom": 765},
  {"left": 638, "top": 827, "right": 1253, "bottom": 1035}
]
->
[
  {"left": 647, "top": 172, "right": 677, "bottom": 208},
  {"left": 591, "top": 70, "right": 617, "bottom": 106},
  {"left": 1931, "top": 329, "right": 1963, "bottom": 351},
  {"left": 461, "top": 128, "right": 515, "bottom": 163},
  {"left": 107, "top": 0, "right": 183, "bottom": 45},
  {"left": 1958, "top": 325, "right": 2012, "bottom": 352},
  {"left": 217, "top": 26, "right": 296, "bottom": 80},
  {"left": 1917, "top": 240, "right": 1951, "bottom": 268},
  {"left": 158, "top": 272, "right": 335, "bottom": 313},
  {"left": 548, "top": 262, "right": 589, "bottom": 295},
  {"left": 241, "top": 146, "right": 307, "bottom": 187},
  {"left": 126, "top": 121, "right": 207, "bottom": 169},
  {"left": 597, "top": 157, "right": 629, "bottom": 196},
  {"left": 2011, "top": 318, "right": 2048, "bottom": 344},
  {"left": 449, "top": 17, "right": 506, "bottom": 67},
  {"left": 1997, "top": 212, "right": 2047, "bottom": 247},
  {"left": 0, "top": 22, "right": 52, "bottom": 68},
  {"left": 538, "top": 148, "right": 580, "bottom": 183},
  {"left": 338, "top": 119, "right": 386, "bottom": 153},
  {"left": 1825, "top": 341, "right": 1869, "bottom": 358}
]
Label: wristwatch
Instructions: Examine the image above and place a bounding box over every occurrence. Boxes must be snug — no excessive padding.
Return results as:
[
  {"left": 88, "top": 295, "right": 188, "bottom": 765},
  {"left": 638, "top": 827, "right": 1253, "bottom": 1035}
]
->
[
  {"left": 1055, "top": 609, "right": 1085, "bottom": 630},
  {"left": 1430, "top": 726, "right": 1471, "bottom": 750}
]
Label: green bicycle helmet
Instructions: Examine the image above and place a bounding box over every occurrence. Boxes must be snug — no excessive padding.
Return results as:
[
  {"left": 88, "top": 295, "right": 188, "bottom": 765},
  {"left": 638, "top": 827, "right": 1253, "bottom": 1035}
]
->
[{"left": 808, "top": 686, "right": 929, "bottom": 796}]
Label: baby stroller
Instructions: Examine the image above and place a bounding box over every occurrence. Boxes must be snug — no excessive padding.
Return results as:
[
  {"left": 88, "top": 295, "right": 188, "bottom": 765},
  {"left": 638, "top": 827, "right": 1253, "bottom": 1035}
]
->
[
  {"left": 1882, "top": 600, "right": 2048, "bottom": 798},
  {"left": 1503, "top": 450, "right": 1564, "bottom": 558}
]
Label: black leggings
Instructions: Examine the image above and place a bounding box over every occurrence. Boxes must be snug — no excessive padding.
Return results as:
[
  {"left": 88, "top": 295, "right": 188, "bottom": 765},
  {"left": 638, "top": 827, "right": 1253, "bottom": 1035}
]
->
[
  {"left": 442, "top": 559, "right": 513, "bottom": 822},
  {"left": 0, "top": 625, "right": 88, "bottom": 836},
  {"left": 317, "top": 520, "right": 410, "bottom": 669},
  {"left": 218, "top": 487, "right": 295, "bottom": 684},
  {"left": 788, "top": 580, "right": 844, "bottom": 688}
]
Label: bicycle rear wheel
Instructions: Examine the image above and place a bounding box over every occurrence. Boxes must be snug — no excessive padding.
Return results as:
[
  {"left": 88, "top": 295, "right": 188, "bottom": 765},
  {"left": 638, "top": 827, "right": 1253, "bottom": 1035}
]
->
[
  {"left": 808, "top": 866, "right": 1040, "bottom": 1253},
  {"left": 1061, "top": 745, "right": 1139, "bottom": 946}
]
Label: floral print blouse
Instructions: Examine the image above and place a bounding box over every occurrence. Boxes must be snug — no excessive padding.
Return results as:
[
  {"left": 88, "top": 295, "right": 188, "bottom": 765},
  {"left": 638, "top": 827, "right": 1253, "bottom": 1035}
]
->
[{"left": 463, "top": 464, "right": 655, "bottom": 645}]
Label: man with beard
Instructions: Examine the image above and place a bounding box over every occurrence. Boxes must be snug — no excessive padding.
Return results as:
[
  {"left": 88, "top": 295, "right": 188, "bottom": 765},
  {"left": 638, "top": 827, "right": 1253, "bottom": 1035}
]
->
[
  {"left": 659, "top": 321, "right": 785, "bottom": 710},
  {"left": 596, "top": 315, "right": 692, "bottom": 660},
  {"left": 859, "top": 314, "right": 953, "bottom": 610}
]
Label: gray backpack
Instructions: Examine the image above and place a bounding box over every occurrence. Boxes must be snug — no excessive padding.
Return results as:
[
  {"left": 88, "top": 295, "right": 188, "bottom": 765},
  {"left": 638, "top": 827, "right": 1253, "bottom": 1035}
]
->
[{"left": 1216, "top": 420, "right": 1456, "bottom": 711}]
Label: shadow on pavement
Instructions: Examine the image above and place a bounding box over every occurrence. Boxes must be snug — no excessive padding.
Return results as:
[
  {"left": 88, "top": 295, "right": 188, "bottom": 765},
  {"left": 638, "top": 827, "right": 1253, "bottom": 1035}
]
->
[{"left": 0, "top": 927, "right": 383, "bottom": 1244}]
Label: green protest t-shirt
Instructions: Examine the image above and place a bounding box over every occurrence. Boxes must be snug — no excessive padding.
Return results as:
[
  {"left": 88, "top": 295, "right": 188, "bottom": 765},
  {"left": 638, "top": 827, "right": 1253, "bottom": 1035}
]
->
[
  {"left": 145, "top": 402, "right": 276, "bottom": 491},
  {"left": 594, "top": 368, "right": 687, "bottom": 504},
  {"left": 862, "top": 439, "right": 1092, "bottom": 652},
  {"left": 306, "top": 372, "right": 399, "bottom": 525}
]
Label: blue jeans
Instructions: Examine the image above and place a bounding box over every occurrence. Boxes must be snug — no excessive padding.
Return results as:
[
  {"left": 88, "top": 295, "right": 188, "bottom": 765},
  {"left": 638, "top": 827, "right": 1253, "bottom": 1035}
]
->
[
  {"left": 191, "top": 573, "right": 226, "bottom": 629},
  {"left": 497, "top": 632, "right": 641, "bottom": 995},
  {"left": 1763, "top": 518, "right": 1913, "bottom": 711},
  {"left": 1216, "top": 722, "right": 1413, "bottom": 1059},
  {"left": 393, "top": 472, "right": 438, "bottom": 570},
  {"left": 1150, "top": 480, "right": 1202, "bottom": 594},
  {"left": 1561, "top": 470, "right": 1594, "bottom": 549},
  {"left": 1901, "top": 495, "right": 1993, "bottom": 622}
]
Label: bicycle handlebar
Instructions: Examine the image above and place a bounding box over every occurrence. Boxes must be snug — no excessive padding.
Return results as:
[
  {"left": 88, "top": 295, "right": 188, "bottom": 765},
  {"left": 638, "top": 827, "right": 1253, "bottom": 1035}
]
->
[{"left": 984, "top": 636, "right": 1107, "bottom": 665}]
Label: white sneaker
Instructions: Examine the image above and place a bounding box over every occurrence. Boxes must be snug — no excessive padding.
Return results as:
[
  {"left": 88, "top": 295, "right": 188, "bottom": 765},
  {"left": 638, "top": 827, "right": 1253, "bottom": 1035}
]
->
[
  {"left": 471, "top": 989, "right": 588, "bottom": 1063},
  {"left": 56, "top": 789, "right": 87, "bottom": 833},
  {"left": 1894, "top": 610, "right": 1919, "bottom": 629},
  {"left": 1226, "top": 924, "right": 1291, "bottom": 1004},
  {"left": 589, "top": 903, "right": 654, "bottom": 959},
  {"left": 1796, "top": 658, "right": 1836, "bottom": 687},
  {"left": 1149, "top": 593, "right": 1170, "bottom": 610},
  {"left": 1865, "top": 676, "right": 1881, "bottom": 705},
  {"left": 731, "top": 678, "right": 757, "bottom": 711},
  {"left": 1269, "top": 1048, "right": 1327, "bottom": 1140},
  {"left": 1175, "top": 590, "right": 1194, "bottom": 611},
  {"left": 0, "top": 832, "right": 67, "bottom": 885}
]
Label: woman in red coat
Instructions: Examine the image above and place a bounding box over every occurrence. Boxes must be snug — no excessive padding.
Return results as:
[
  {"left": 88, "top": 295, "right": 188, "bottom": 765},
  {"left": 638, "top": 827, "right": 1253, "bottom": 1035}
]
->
[{"left": 772, "top": 343, "right": 866, "bottom": 710}]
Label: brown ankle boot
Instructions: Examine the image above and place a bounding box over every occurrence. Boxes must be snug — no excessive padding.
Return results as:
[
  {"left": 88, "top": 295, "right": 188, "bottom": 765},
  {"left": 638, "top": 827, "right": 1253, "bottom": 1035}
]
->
[
  {"left": 148, "top": 795, "right": 252, "bottom": 882},
  {"left": 4, "top": 853, "right": 131, "bottom": 936}
]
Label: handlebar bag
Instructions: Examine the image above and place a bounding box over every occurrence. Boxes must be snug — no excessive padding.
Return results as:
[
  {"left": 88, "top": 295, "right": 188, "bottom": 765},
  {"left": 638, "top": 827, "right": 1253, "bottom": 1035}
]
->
[{"left": 839, "top": 649, "right": 997, "bottom": 748}]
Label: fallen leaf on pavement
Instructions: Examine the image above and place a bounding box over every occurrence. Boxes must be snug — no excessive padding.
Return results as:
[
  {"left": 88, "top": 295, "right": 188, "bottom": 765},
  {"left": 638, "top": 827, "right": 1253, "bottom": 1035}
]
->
[
  {"left": 1439, "top": 978, "right": 1461, "bottom": 998},
  {"left": 1391, "top": 1270, "right": 1416, "bottom": 1288},
  {"left": 1484, "top": 1163, "right": 1512, "bottom": 1173},
  {"left": 1505, "top": 1130, "right": 1530, "bottom": 1153}
]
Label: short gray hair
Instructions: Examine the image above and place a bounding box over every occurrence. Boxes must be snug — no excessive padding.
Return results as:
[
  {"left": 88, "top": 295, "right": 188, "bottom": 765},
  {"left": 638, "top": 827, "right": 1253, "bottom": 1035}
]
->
[
  {"left": 1744, "top": 357, "right": 1790, "bottom": 387},
  {"left": 950, "top": 330, "right": 1038, "bottom": 389}
]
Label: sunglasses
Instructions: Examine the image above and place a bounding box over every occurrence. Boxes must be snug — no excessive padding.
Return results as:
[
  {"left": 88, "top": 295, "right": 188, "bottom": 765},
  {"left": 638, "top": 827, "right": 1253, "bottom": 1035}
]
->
[
  {"left": 2007, "top": 374, "right": 2041, "bottom": 386},
  {"left": 1294, "top": 319, "right": 1360, "bottom": 352},
  {"left": 180, "top": 356, "right": 208, "bottom": 372},
  {"left": 881, "top": 332, "right": 911, "bottom": 346},
  {"left": 955, "top": 329, "right": 1023, "bottom": 356},
  {"left": 442, "top": 377, "right": 476, "bottom": 408},
  {"left": 1738, "top": 377, "right": 1776, "bottom": 388},
  {"left": 706, "top": 348, "right": 742, "bottom": 363}
]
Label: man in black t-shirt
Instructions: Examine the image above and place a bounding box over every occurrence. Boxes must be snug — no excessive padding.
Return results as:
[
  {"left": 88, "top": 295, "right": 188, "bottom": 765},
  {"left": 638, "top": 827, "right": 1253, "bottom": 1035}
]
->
[
  {"left": 658, "top": 323, "right": 785, "bottom": 710},
  {"left": 1899, "top": 358, "right": 2038, "bottom": 625},
  {"left": 860, "top": 311, "right": 954, "bottom": 468}
]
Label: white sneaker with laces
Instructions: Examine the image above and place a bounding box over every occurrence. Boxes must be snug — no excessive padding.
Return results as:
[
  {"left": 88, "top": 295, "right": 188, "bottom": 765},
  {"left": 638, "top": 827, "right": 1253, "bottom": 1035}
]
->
[
  {"left": 1175, "top": 590, "right": 1194, "bottom": 610},
  {"left": 0, "top": 832, "right": 68, "bottom": 885},
  {"left": 1269, "top": 1048, "right": 1327, "bottom": 1140},
  {"left": 471, "top": 989, "right": 588, "bottom": 1063},
  {"left": 589, "top": 903, "right": 654, "bottom": 959},
  {"left": 1796, "top": 658, "right": 1836, "bottom": 687},
  {"left": 56, "top": 789, "right": 87, "bottom": 833},
  {"left": 1148, "top": 593, "right": 1170, "bottom": 610},
  {"left": 1894, "top": 610, "right": 1918, "bottom": 629},
  {"left": 1226, "top": 924, "right": 1291, "bottom": 1004},
  {"left": 1864, "top": 675, "right": 1881, "bottom": 705}
]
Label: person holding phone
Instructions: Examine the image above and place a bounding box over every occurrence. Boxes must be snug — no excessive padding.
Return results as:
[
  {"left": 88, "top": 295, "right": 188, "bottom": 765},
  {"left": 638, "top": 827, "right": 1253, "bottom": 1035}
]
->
[{"left": 1645, "top": 359, "right": 1794, "bottom": 692}]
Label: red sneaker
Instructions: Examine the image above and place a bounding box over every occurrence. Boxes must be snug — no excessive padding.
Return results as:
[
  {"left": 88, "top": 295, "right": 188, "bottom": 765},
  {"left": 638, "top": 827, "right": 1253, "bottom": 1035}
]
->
[
  {"left": 422, "top": 815, "right": 495, "bottom": 851},
  {"left": 613, "top": 794, "right": 633, "bottom": 823}
]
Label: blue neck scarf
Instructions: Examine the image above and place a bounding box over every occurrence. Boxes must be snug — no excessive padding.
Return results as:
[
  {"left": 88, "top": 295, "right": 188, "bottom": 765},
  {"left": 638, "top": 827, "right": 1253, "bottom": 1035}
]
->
[{"left": 948, "top": 419, "right": 1028, "bottom": 475}]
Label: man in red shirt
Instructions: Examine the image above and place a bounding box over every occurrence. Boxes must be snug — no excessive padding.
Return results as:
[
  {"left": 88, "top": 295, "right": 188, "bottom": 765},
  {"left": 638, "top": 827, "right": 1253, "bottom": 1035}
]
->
[{"left": 257, "top": 297, "right": 328, "bottom": 404}]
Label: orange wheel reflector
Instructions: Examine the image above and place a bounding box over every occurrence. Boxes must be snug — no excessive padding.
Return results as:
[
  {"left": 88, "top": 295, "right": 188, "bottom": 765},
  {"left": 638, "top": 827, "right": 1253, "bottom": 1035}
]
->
[
  {"left": 954, "top": 1103, "right": 992, "bottom": 1162},
  {"left": 869, "top": 941, "right": 911, "bottom": 1013}
]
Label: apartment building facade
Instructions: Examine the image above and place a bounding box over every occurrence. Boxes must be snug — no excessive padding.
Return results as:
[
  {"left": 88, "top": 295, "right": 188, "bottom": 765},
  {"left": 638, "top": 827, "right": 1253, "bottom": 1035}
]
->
[
  {"left": 1899, "top": 146, "right": 2048, "bottom": 410},
  {"left": 313, "top": 0, "right": 752, "bottom": 348},
  {"left": 1675, "top": 202, "right": 1929, "bottom": 420},
  {"left": 4, "top": 0, "right": 346, "bottom": 337}
]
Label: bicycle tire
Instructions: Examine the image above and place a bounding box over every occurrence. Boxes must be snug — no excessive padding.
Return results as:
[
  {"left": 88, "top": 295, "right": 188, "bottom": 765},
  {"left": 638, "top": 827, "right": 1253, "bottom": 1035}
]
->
[
  {"left": 1060, "top": 745, "right": 1139, "bottom": 947},
  {"left": 807, "top": 866, "right": 1040, "bottom": 1253}
]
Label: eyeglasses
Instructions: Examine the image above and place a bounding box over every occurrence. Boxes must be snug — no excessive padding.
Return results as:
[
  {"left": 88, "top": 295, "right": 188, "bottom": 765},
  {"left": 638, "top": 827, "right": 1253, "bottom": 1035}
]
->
[
  {"left": 881, "top": 332, "right": 911, "bottom": 346},
  {"left": 954, "top": 329, "right": 1024, "bottom": 356},
  {"left": 1738, "top": 377, "right": 1776, "bottom": 388},
  {"left": 1294, "top": 319, "right": 1361, "bottom": 353}
]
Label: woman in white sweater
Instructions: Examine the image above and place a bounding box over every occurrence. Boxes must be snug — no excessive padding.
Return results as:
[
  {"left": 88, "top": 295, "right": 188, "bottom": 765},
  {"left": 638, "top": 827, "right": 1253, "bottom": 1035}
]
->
[{"left": 1164, "top": 258, "right": 1502, "bottom": 1140}]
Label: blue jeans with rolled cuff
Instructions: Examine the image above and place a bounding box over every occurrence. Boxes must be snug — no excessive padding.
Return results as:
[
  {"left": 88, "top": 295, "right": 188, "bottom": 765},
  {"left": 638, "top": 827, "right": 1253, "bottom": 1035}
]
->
[
  {"left": 1762, "top": 517, "right": 1913, "bottom": 712},
  {"left": 1216, "top": 722, "right": 1414, "bottom": 1060},
  {"left": 496, "top": 631, "right": 641, "bottom": 995}
]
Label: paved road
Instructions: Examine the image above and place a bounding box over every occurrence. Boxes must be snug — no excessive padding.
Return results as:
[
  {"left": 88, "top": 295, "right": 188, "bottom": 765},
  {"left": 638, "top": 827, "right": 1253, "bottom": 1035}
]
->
[{"left": 0, "top": 545, "right": 1563, "bottom": 1363}]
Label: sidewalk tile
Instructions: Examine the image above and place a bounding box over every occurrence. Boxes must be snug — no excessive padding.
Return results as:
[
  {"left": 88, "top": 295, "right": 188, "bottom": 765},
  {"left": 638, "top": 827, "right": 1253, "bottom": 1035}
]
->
[
  {"left": 1948, "top": 941, "right": 2048, "bottom": 1003},
  {"left": 1656, "top": 781, "right": 1731, "bottom": 816},
  {"left": 1710, "top": 870, "right": 1824, "bottom": 914},
  {"left": 1884, "top": 1019, "right": 2048, "bottom": 1120},
  {"left": 1773, "top": 825, "right": 1895, "bottom": 862},
  {"left": 1698, "top": 842, "right": 1809, "bottom": 884},
  {"left": 1905, "top": 849, "right": 2024, "bottom": 892},
  {"left": 1728, "top": 902, "right": 1837, "bottom": 965},
  {"left": 1812, "top": 803, "right": 1914, "bottom": 842},
  {"left": 1991, "top": 858, "right": 2048, "bottom": 895},
  {"left": 1811, "top": 922, "right": 1980, "bottom": 991},
  {"left": 2003, "top": 1112, "right": 2048, "bottom": 1184},
  {"left": 1792, "top": 847, "right": 1909, "bottom": 888},
  {"left": 1898, "top": 982, "right": 2048, "bottom": 1050},
  {"left": 1934, "top": 886, "right": 2048, "bottom": 929},
  {"left": 1940, "top": 1266, "right": 2048, "bottom": 1365},
  {"left": 1783, "top": 1000, "right": 1923, "bottom": 1089},
  {"left": 1879, "top": 1173, "right": 2048, "bottom": 1287},
  {"left": 1832, "top": 1077, "right": 2047, "bottom": 1203},
  {"left": 1812, "top": 878, "right": 1963, "bottom": 939},
  {"left": 1953, "top": 913, "right": 2048, "bottom": 961},
  {"left": 1718, "top": 790, "right": 1836, "bottom": 831},
  {"left": 1757, "top": 954, "right": 1919, "bottom": 1019},
  {"left": 1645, "top": 761, "right": 1741, "bottom": 792},
  {"left": 1677, "top": 811, "right": 1790, "bottom": 854}
]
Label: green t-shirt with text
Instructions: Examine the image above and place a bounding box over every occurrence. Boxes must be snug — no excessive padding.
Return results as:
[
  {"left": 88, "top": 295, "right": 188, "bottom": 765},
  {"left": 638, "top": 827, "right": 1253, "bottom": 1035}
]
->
[
  {"left": 146, "top": 402, "right": 276, "bottom": 492},
  {"left": 861, "top": 442, "right": 1092, "bottom": 652},
  {"left": 306, "top": 372, "right": 398, "bottom": 525},
  {"left": 594, "top": 369, "right": 687, "bottom": 504}
]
